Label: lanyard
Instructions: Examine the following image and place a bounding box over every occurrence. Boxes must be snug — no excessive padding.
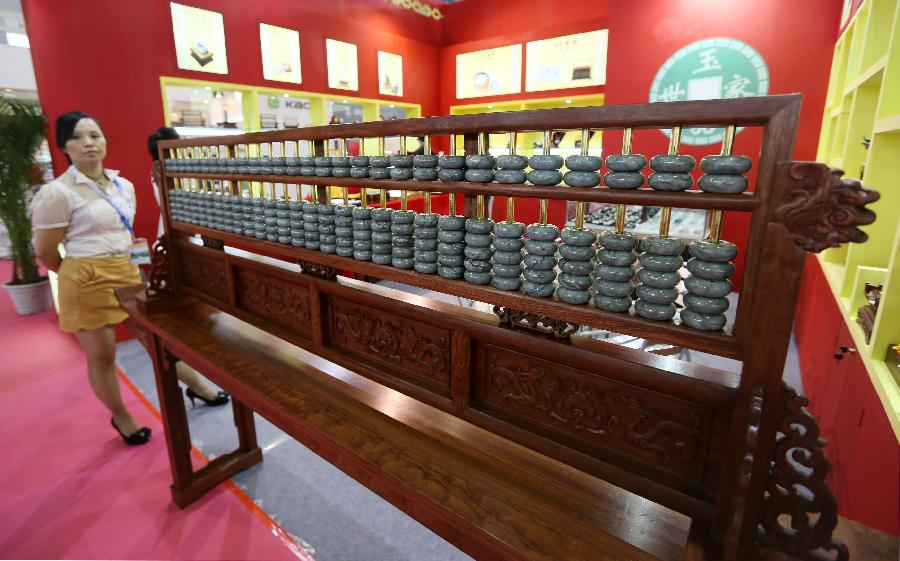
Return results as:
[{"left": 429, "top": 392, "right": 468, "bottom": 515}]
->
[{"left": 69, "top": 166, "right": 134, "bottom": 238}]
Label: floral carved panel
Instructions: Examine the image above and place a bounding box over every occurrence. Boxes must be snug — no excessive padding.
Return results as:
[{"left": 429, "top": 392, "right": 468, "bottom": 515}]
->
[
  {"left": 329, "top": 299, "right": 451, "bottom": 389},
  {"left": 180, "top": 251, "right": 228, "bottom": 305},
  {"left": 479, "top": 345, "right": 711, "bottom": 481},
  {"left": 235, "top": 267, "right": 312, "bottom": 335}
]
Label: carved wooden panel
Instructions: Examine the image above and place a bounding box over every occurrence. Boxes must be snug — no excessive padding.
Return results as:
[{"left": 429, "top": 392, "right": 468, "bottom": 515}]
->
[
  {"left": 477, "top": 345, "right": 711, "bottom": 482},
  {"left": 327, "top": 298, "right": 451, "bottom": 390},
  {"left": 235, "top": 266, "right": 312, "bottom": 336},
  {"left": 179, "top": 250, "right": 228, "bottom": 306}
]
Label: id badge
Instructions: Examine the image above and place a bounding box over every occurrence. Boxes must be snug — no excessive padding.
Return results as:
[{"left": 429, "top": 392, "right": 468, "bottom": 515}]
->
[{"left": 130, "top": 238, "right": 152, "bottom": 265}]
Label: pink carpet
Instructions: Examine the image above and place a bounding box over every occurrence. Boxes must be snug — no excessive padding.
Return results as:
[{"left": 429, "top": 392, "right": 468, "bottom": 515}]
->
[{"left": 0, "top": 261, "right": 309, "bottom": 560}]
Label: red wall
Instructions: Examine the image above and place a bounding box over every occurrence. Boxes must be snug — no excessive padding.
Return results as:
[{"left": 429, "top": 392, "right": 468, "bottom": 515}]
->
[{"left": 22, "top": 0, "right": 442, "bottom": 243}]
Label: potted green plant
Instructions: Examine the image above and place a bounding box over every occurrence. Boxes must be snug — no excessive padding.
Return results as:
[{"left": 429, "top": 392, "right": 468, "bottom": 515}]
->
[{"left": 0, "top": 98, "right": 52, "bottom": 315}]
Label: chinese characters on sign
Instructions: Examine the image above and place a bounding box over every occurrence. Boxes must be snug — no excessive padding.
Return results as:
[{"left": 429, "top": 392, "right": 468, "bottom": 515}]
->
[{"left": 649, "top": 37, "right": 769, "bottom": 145}]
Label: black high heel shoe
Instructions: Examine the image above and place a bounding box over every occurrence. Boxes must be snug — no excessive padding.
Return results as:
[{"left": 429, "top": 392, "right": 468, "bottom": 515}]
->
[
  {"left": 185, "top": 387, "right": 230, "bottom": 407},
  {"left": 111, "top": 417, "right": 151, "bottom": 446}
]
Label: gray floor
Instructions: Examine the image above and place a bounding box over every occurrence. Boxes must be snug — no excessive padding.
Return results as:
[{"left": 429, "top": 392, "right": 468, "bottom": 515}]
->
[{"left": 115, "top": 286, "right": 803, "bottom": 561}]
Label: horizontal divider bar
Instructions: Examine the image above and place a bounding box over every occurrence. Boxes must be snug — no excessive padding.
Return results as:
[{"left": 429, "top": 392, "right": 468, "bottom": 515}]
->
[
  {"left": 167, "top": 173, "right": 760, "bottom": 212},
  {"left": 170, "top": 221, "right": 745, "bottom": 360},
  {"left": 157, "top": 94, "right": 800, "bottom": 148}
]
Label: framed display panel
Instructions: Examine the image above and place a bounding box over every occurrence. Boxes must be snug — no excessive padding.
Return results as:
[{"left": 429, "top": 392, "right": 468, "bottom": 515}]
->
[
  {"left": 170, "top": 2, "right": 228, "bottom": 75},
  {"left": 164, "top": 84, "right": 247, "bottom": 136},
  {"left": 456, "top": 44, "right": 522, "bottom": 99},
  {"left": 326, "top": 39, "right": 359, "bottom": 91},
  {"left": 260, "top": 24, "right": 301, "bottom": 84},
  {"left": 525, "top": 30, "right": 608, "bottom": 92},
  {"left": 257, "top": 93, "right": 311, "bottom": 130},
  {"left": 378, "top": 51, "right": 403, "bottom": 97}
]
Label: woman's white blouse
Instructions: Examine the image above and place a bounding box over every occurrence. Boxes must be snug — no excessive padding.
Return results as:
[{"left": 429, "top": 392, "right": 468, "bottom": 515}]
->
[{"left": 31, "top": 167, "right": 136, "bottom": 258}]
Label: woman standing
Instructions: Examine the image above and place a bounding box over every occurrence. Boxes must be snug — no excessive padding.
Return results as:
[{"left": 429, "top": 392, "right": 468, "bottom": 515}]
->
[{"left": 32, "top": 111, "right": 150, "bottom": 445}]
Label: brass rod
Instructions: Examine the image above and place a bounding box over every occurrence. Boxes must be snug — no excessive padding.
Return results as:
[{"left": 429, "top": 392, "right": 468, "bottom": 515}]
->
[
  {"left": 477, "top": 194, "right": 485, "bottom": 219},
  {"left": 539, "top": 200, "right": 548, "bottom": 224},
  {"left": 380, "top": 189, "right": 387, "bottom": 208},
  {"left": 507, "top": 197, "right": 515, "bottom": 223},
  {"left": 575, "top": 203, "right": 585, "bottom": 230},
  {"left": 581, "top": 128, "right": 590, "bottom": 156},
  {"left": 401, "top": 191, "right": 408, "bottom": 211},
  {"left": 342, "top": 187, "right": 349, "bottom": 206},
  {"left": 543, "top": 130, "right": 551, "bottom": 155},
  {"left": 668, "top": 126, "right": 681, "bottom": 155},
  {"left": 449, "top": 134, "right": 456, "bottom": 156},
  {"left": 449, "top": 192, "right": 456, "bottom": 216},
  {"left": 509, "top": 131, "right": 517, "bottom": 155},
  {"left": 622, "top": 128, "right": 633, "bottom": 155},
  {"left": 659, "top": 207, "right": 672, "bottom": 238},
  {"left": 722, "top": 125, "right": 736, "bottom": 156},
  {"left": 340, "top": 138, "right": 346, "bottom": 157},
  {"left": 379, "top": 136, "right": 387, "bottom": 209},
  {"left": 425, "top": 191, "right": 432, "bottom": 213},
  {"left": 478, "top": 132, "right": 485, "bottom": 154},
  {"left": 294, "top": 140, "right": 300, "bottom": 156},
  {"left": 378, "top": 137, "right": 385, "bottom": 156},
  {"left": 424, "top": 135, "right": 431, "bottom": 156},
  {"left": 360, "top": 187, "right": 367, "bottom": 208},
  {"left": 293, "top": 184, "right": 301, "bottom": 201},
  {"left": 708, "top": 124, "right": 736, "bottom": 243},
  {"left": 400, "top": 135, "right": 407, "bottom": 156},
  {"left": 615, "top": 204, "right": 627, "bottom": 233},
  {"left": 358, "top": 137, "right": 365, "bottom": 156}
]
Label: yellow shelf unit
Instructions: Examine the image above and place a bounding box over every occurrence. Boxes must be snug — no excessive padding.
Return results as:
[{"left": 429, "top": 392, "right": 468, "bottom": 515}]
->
[
  {"left": 449, "top": 94, "right": 604, "bottom": 154},
  {"left": 816, "top": 0, "right": 900, "bottom": 441}
]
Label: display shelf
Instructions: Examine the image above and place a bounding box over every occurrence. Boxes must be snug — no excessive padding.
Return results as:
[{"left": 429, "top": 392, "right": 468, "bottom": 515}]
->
[{"left": 814, "top": 0, "right": 900, "bottom": 441}]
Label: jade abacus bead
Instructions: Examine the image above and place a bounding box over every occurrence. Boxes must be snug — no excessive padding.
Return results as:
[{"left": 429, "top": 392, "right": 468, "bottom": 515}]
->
[
  {"left": 604, "top": 172, "right": 645, "bottom": 189},
  {"left": 415, "top": 262, "right": 439, "bottom": 274},
  {"left": 287, "top": 166, "right": 302, "bottom": 176},
  {"left": 594, "top": 279, "right": 633, "bottom": 298},
  {"left": 438, "top": 265, "right": 464, "bottom": 278},
  {"left": 332, "top": 167, "right": 351, "bottom": 178},
  {"left": 415, "top": 227, "right": 438, "bottom": 238},
  {"left": 605, "top": 154, "right": 646, "bottom": 172},
  {"left": 413, "top": 155, "right": 438, "bottom": 168},
  {"left": 493, "top": 237, "right": 524, "bottom": 251},
  {"left": 492, "top": 263, "right": 521, "bottom": 277},
  {"left": 464, "top": 232, "right": 492, "bottom": 247},
  {"left": 595, "top": 294, "right": 632, "bottom": 313},
  {"left": 637, "top": 268, "right": 681, "bottom": 288},
  {"left": 684, "top": 293, "right": 730, "bottom": 314},
  {"left": 700, "top": 155, "right": 752, "bottom": 175},
  {"left": 635, "top": 285, "right": 678, "bottom": 305},
  {"left": 300, "top": 166, "right": 316, "bottom": 176},
  {"left": 465, "top": 155, "right": 495, "bottom": 169},
  {"left": 558, "top": 258, "right": 594, "bottom": 275},
  {"left": 528, "top": 154, "right": 564, "bottom": 170},
  {"left": 314, "top": 157, "right": 332, "bottom": 167},
  {"left": 315, "top": 167, "right": 333, "bottom": 177},
  {"left": 524, "top": 240, "right": 557, "bottom": 256},
  {"left": 369, "top": 156, "right": 391, "bottom": 167},
  {"left": 438, "top": 168, "right": 466, "bottom": 181},
  {"left": 298, "top": 157, "right": 315, "bottom": 166},
  {"left": 648, "top": 172, "right": 692, "bottom": 191},
  {"left": 640, "top": 236, "right": 685, "bottom": 256},
  {"left": 415, "top": 214, "right": 439, "bottom": 227},
  {"left": 684, "top": 276, "right": 732, "bottom": 298},
  {"left": 465, "top": 218, "right": 494, "bottom": 234},
  {"left": 523, "top": 268, "right": 557, "bottom": 283},
  {"left": 496, "top": 155, "right": 528, "bottom": 169},
  {"left": 526, "top": 224, "right": 559, "bottom": 241},
  {"left": 697, "top": 174, "right": 748, "bottom": 193},
  {"left": 493, "top": 250, "right": 524, "bottom": 265},
  {"left": 523, "top": 254, "right": 557, "bottom": 270},
  {"left": 413, "top": 168, "right": 439, "bottom": 180},
  {"left": 494, "top": 223, "right": 525, "bottom": 238},
  {"left": 390, "top": 155, "right": 414, "bottom": 167},
  {"left": 689, "top": 240, "right": 738, "bottom": 262},
  {"left": 372, "top": 232, "right": 392, "bottom": 244},
  {"left": 438, "top": 155, "right": 465, "bottom": 169},
  {"left": 561, "top": 227, "right": 595, "bottom": 246},
  {"left": 563, "top": 171, "right": 601, "bottom": 188},
  {"left": 390, "top": 167, "right": 414, "bottom": 180},
  {"left": 559, "top": 244, "right": 594, "bottom": 261},
  {"left": 686, "top": 258, "right": 735, "bottom": 280},
  {"left": 438, "top": 229, "right": 465, "bottom": 242},
  {"left": 638, "top": 253, "right": 683, "bottom": 271},
  {"left": 464, "top": 259, "right": 492, "bottom": 273},
  {"left": 491, "top": 276, "right": 522, "bottom": 291},
  {"left": 559, "top": 273, "right": 592, "bottom": 290},
  {"left": 369, "top": 167, "right": 391, "bottom": 179},
  {"left": 680, "top": 309, "right": 727, "bottom": 331},
  {"left": 438, "top": 254, "right": 464, "bottom": 266},
  {"left": 635, "top": 300, "right": 677, "bottom": 321},
  {"left": 414, "top": 238, "right": 438, "bottom": 251},
  {"left": 464, "top": 246, "right": 492, "bottom": 260},
  {"left": 600, "top": 232, "right": 638, "bottom": 251},
  {"left": 565, "top": 155, "right": 602, "bottom": 172},
  {"left": 523, "top": 281, "right": 556, "bottom": 298},
  {"left": 599, "top": 249, "right": 638, "bottom": 267},
  {"left": 557, "top": 287, "right": 591, "bottom": 305},
  {"left": 439, "top": 241, "right": 465, "bottom": 254},
  {"left": 465, "top": 169, "right": 495, "bottom": 182},
  {"left": 650, "top": 154, "right": 695, "bottom": 173},
  {"left": 495, "top": 169, "right": 527, "bottom": 183},
  {"left": 595, "top": 264, "right": 635, "bottom": 282},
  {"left": 526, "top": 169, "right": 562, "bottom": 185}
]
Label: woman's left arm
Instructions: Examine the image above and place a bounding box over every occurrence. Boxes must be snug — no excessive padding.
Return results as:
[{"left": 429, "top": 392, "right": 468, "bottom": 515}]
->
[{"left": 35, "top": 227, "right": 66, "bottom": 272}]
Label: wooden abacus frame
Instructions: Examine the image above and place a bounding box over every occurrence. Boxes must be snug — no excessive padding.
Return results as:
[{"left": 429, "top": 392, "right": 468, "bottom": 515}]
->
[{"left": 120, "top": 94, "right": 879, "bottom": 561}]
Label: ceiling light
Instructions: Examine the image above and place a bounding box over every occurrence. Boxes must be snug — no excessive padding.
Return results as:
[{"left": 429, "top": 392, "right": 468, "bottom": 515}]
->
[
  {"left": 3, "top": 88, "right": 12, "bottom": 93},
  {"left": 283, "top": 93, "right": 289, "bottom": 98},
  {"left": 342, "top": 99, "right": 347, "bottom": 103},
  {"left": 565, "top": 99, "right": 572, "bottom": 104},
  {"left": 202, "top": 99, "right": 209, "bottom": 104},
  {"left": 487, "top": 105, "right": 493, "bottom": 109},
  {"left": 205, "top": 86, "right": 212, "bottom": 91},
  {"left": 389, "top": 104, "right": 395, "bottom": 108}
]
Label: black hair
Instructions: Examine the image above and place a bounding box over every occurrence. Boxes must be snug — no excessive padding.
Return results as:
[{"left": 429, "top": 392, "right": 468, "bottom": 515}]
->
[
  {"left": 147, "top": 126, "right": 180, "bottom": 161},
  {"left": 55, "top": 111, "right": 103, "bottom": 150}
]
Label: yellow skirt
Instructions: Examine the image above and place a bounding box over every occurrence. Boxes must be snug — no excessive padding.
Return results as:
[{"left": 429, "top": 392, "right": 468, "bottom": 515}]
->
[{"left": 57, "top": 256, "right": 141, "bottom": 333}]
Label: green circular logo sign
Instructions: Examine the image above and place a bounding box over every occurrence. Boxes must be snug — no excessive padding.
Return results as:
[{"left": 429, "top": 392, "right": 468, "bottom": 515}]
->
[
  {"left": 267, "top": 96, "right": 280, "bottom": 109},
  {"left": 649, "top": 37, "right": 769, "bottom": 145}
]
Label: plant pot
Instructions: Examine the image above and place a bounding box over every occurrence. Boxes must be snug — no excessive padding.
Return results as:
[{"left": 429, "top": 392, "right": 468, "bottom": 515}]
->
[{"left": 3, "top": 278, "right": 52, "bottom": 315}]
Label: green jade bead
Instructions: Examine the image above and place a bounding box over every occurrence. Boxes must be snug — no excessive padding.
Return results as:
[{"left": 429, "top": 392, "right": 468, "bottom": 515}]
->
[
  {"left": 649, "top": 154, "right": 695, "bottom": 173},
  {"left": 491, "top": 276, "right": 522, "bottom": 291},
  {"left": 594, "top": 279, "right": 634, "bottom": 298},
  {"left": 390, "top": 155, "right": 414, "bottom": 167},
  {"left": 558, "top": 273, "right": 592, "bottom": 290},
  {"left": 641, "top": 236, "right": 684, "bottom": 256},
  {"left": 603, "top": 172, "right": 645, "bottom": 189},
  {"left": 684, "top": 293, "right": 729, "bottom": 314},
  {"left": 605, "top": 154, "right": 647, "bottom": 172},
  {"left": 350, "top": 156, "right": 369, "bottom": 167},
  {"left": 527, "top": 169, "right": 562, "bottom": 185},
  {"left": 413, "top": 168, "right": 439, "bottom": 181},
  {"left": 464, "top": 246, "right": 492, "bottom": 260},
  {"left": 494, "top": 250, "right": 524, "bottom": 265},
  {"left": 599, "top": 249, "right": 637, "bottom": 267},
  {"left": 465, "top": 218, "right": 494, "bottom": 234},
  {"left": 523, "top": 281, "right": 555, "bottom": 298},
  {"left": 369, "top": 167, "right": 391, "bottom": 179},
  {"left": 496, "top": 155, "right": 528, "bottom": 169},
  {"left": 390, "top": 168, "right": 414, "bottom": 180},
  {"left": 415, "top": 213, "right": 439, "bottom": 227},
  {"left": 494, "top": 221, "right": 524, "bottom": 238},
  {"left": 493, "top": 237, "right": 524, "bottom": 251},
  {"left": 369, "top": 156, "right": 391, "bottom": 168},
  {"left": 639, "top": 253, "right": 683, "bottom": 272},
  {"left": 697, "top": 174, "right": 748, "bottom": 193},
  {"left": 437, "top": 155, "right": 465, "bottom": 169},
  {"left": 635, "top": 284, "right": 678, "bottom": 305},
  {"left": 648, "top": 172, "right": 692, "bottom": 191},
  {"left": 438, "top": 265, "right": 464, "bottom": 279},
  {"left": 523, "top": 268, "right": 557, "bottom": 284},
  {"left": 528, "top": 154, "right": 564, "bottom": 170},
  {"left": 686, "top": 258, "right": 735, "bottom": 280},
  {"left": 492, "top": 263, "right": 522, "bottom": 276},
  {"left": 557, "top": 287, "right": 591, "bottom": 305},
  {"left": 600, "top": 232, "right": 638, "bottom": 251},
  {"left": 439, "top": 215, "right": 465, "bottom": 230},
  {"left": 414, "top": 262, "right": 439, "bottom": 274},
  {"left": 564, "top": 155, "right": 602, "bottom": 172},
  {"left": 595, "top": 294, "right": 632, "bottom": 313},
  {"left": 563, "top": 171, "right": 601, "bottom": 187},
  {"left": 560, "top": 227, "right": 596, "bottom": 246},
  {"left": 523, "top": 254, "right": 556, "bottom": 270},
  {"left": 595, "top": 264, "right": 635, "bottom": 282},
  {"left": 524, "top": 240, "right": 557, "bottom": 256},
  {"left": 680, "top": 309, "right": 727, "bottom": 331},
  {"left": 496, "top": 169, "right": 527, "bottom": 183},
  {"left": 559, "top": 258, "right": 594, "bottom": 275},
  {"left": 638, "top": 268, "right": 681, "bottom": 289},
  {"left": 700, "top": 155, "right": 752, "bottom": 175},
  {"left": 438, "top": 168, "right": 466, "bottom": 181},
  {"left": 525, "top": 224, "right": 559, "bottom": 241},
  {"left": 559, "top": 244, "right": 594, "bottom": 261},
  {"left": 464, "top": 232, "right": 492, "bottom": 247},
  {"left": 413, "top": 155, "right": 438, "bottom": 168},
  {"left": 684, "top": 276, "right": 732, "bottom": 298},
  {"left": 438, "top": 229, "right": 465, "bottom": 242},
  {"left": 635, "top": 300, "right": 677, "bottom": 321},
  {"left": 465, "top": 169, "right": 494, "bottom": 182},
  {"left": 465, "top": 154, "right": 495, "bottom": 169},
  {"left": 689, "top": 240, "right": 738, "bottom": 262}
]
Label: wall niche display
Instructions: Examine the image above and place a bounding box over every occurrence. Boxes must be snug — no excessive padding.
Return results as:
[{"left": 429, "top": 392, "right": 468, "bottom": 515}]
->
[
  {"left": 170, "top": 2, "right": 228, "bottom": 74},
  {"left": 326, "top": 39, "right": 359, "bottom": 91},
  {"left": 525, "top": 30, "right": 608, "bottom": 92},
  {"left": 378, "top": 51, "right": 403, "bottom": 97},
  {"left": 260, "top": 24, "right": 301, "bottom": 84},
  {"left": 456, "top": 44, "right": 522, "bottom": 99},
  {"left": 258, "top": 95, "right": 311, "bottom": 130}
]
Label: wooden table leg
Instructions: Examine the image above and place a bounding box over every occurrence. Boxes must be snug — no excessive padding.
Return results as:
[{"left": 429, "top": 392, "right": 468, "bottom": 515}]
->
[{"left": 232, "top": 398, "right": 258, "bottom": 452}]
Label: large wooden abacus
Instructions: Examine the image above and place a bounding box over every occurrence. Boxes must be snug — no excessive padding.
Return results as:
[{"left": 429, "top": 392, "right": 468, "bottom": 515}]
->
[{"left": 120, "top": 94, "right": 879, "bottom": 561}]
